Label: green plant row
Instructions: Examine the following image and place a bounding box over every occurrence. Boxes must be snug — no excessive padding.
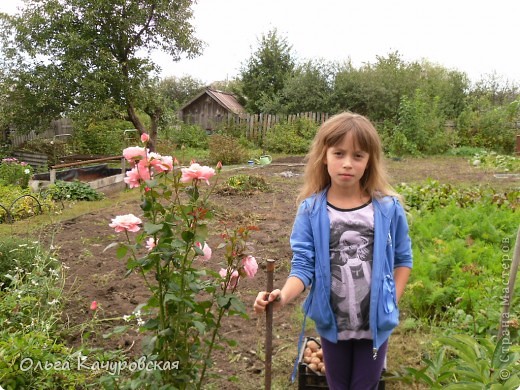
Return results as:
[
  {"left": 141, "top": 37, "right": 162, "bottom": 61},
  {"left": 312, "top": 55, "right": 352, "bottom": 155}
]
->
[
  {"left": 389, "top": 334, "right": 520, "bottom": 388},
  {"left": 471, "top": 151, "right": 520, "bottom": 172},
  {"left": 397, "top": 179, "right": 519, "bottom": 212},
  {"left": 401, "top": 200, "right": 519, "bottom": 337}
]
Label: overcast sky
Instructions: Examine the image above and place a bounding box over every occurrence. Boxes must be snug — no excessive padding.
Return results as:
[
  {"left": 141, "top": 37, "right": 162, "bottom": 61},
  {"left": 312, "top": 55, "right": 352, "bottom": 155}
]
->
[{"left": 2, "top": 0, "right": 519, "bottom": 85}]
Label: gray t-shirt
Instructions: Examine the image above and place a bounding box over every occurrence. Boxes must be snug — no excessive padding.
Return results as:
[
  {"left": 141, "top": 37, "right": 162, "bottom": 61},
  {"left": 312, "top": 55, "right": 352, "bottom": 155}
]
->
[{"left": 327, "top": 200, "right": 374, "bottom": 340}]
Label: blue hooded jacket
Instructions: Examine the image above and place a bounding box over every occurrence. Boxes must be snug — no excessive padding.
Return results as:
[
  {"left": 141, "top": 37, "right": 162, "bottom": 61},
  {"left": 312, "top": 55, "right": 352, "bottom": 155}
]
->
[{"left": 288, "top": 188, "right": 413, "bottom": 357}]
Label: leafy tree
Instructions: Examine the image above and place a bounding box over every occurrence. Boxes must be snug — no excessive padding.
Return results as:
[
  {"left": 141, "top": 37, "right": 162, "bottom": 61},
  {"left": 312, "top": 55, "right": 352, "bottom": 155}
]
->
[
  {"left": 0, "top": 0, "right": 202, "bottom": 151},
  {"left": 332, "top": 52, "right": 423, "bottom": 121},
  {"left": 239, "top": 28, "right": 295, "bottom": 113},
  {"left": 159, "top": 75, "right": 205, "bottom": 110},
  {"left": 471, "top": 72, "right": 519, "bottom": 107},
  {"left": 155, "top": 75, "right": 205, "bottom": 132},
  {"left": 281, "top": 59, "right": 334, "bottom": 114},
  {"left": 418, "top": 62, "right": 470, "bottom": 119}
]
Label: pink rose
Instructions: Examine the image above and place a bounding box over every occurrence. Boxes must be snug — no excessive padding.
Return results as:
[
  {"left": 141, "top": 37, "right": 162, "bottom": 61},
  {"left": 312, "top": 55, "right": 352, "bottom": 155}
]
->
[
  {"left": 216, "top": 161, "right": 223, "bottom": 171},
  {"left": 146, "top": 237, "right": 157, "bottom": 251},
  {"left": 141, "top": 133, "right": 150, "bottom": 143},
  {"left": 241, "top": 255, "right": 258, "bottom": 278},
  {"left": 109, "top": 214, "right": 142, "bottom": 233},
  {"left": 124, "top": 165, "right": 151, "bottom": 188},
  {"left": 219, "top": 268, "right": 240, "bottom": 289},
  {"left": 196, "top": 242, "right": 212, "bottom": 261},
  {"left": 123, "top": 146, "right": 147, "bottom": 162},
  {"left": 149, "top": 153, "right": 173, "bottom": 173},
  {"left": 180, "top": 163, "right": 216, "bottom": 185},
  {"left": 90, "top": 301, "right": 98, "bottom": 310},
  {"left": 124, "top": 167, "right": 142, "bottom": 188}
]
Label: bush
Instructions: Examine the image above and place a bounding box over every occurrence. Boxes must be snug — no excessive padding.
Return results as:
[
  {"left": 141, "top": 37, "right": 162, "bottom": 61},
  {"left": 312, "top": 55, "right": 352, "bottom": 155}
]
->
[
  {"left": 0, "top": 157, "right": 33, "bottom": 188},
  {"left": 456, "top": 99, "right": 518, "bottom": 154},
  {"left": 393, "top": 92, "right": 456, "bottom": 155},
  {"left": 17, "top": 138, "right": 74, "bottom": 166},
  {"left": 0, "top": 240, "right": 90, "bottom": 388},
  {"left": 0, "top": 185, "right": 55, "bottom": 223},
  {"left": 73, "top": 119, "right": 132, "bottom": 156},
  {"left": 0, "top": 237, "right": 56, "bottom": 289},
  {"left": 445, "top": 146, "right": 486, "bottom": 157},
  {"left": 263, "top": 118, "right": 317, "bottom": 154},
  {"left": 208, "top": 134, "right": 248, "bottom": 165},
  {"left": 46, "top": 180, "right": 104, "bottom": 201},
  {"left": 167, "top": 124, "right": 209, "bottom": 149},
  {"left": 0, "top": 143, "right": 12, "bottom": 161}
]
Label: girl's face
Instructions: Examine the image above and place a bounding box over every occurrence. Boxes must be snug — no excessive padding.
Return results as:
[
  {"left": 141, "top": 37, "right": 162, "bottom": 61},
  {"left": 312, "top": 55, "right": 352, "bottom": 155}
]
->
[{"left": 324, "top": 132, "right": 369, "bottom": 194}]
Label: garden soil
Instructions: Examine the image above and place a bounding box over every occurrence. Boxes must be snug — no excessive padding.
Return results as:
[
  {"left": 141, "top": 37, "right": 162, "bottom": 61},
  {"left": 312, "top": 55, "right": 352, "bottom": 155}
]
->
[{"left": 36, "top": 156, "right": 515, "bottom": 389}]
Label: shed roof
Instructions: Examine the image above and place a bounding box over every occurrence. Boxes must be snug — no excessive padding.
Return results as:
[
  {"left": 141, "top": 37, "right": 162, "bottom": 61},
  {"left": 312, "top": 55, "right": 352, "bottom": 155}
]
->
[{"left": 180, "top": 87, "right": 245, "bottom": 115}]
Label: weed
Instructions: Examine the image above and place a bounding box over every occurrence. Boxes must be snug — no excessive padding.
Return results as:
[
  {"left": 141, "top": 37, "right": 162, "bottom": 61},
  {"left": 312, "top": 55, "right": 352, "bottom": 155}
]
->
[{"left": 218, "top": 174, "right": 270, "bottom": 195}]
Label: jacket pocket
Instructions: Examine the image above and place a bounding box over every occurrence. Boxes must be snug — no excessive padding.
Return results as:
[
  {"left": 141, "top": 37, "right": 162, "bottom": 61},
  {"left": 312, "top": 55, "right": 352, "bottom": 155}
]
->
[
  {"left": 303, "top": 291, "right": 332, "bottom": 329},
  {"left": 378, "top": 274, "right": 399, "bottom": 331}
]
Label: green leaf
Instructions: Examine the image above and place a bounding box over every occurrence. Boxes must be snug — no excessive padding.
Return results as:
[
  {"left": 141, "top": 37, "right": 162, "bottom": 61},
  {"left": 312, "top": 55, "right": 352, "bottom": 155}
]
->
[
  {"left": 438, "top": 335, "right": 479, "bottom": 365},
  {"left": 144, "top": 222, "right": 163, "bottom": 234},
  {"left": 158, "top": 327, "right": 173, "bottom": 337},
  {"left": 193, "top": 321, "right": 206, "bottom": 334},
  {"left": 444, "top": 383, "right": 484, "bottom": 389},
  {"left": 503, "top": 374, "right": 520, "bottom": 388},
  {"left": 141, "top": 335, "right": 157, "bottom": 356},
  {"left": 142, "top": 318, "right": 159, "bottom": 330},
  {"left": 217, "top": 296, "right": 232, "bottom": 309},
  {"left": 116, "top": 245, "right": 128, "bottom": 258},
  {"left": 141, "top": 197, "right": 152, "bottom": 211},
  {"left": 228, "top": 296, "right": 247, "bottom": 314},
  {"left": 164, "top": 293, "right": 181, "bottom": 303},
  {"left": 102, "top": 325, "right": 129, "bottom": 339},
  {"left": 182, "top": 230, "right": 195, "bottom": 242}
]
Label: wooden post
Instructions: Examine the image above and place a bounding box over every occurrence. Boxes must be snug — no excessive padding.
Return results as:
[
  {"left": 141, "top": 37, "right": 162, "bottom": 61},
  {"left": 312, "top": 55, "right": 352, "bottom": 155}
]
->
[
  {"left": 265, "top": 259, "right": 276, "bottom": 390},
  {"left": 50, "top": 168, "right": 56, "bottom": 184}
]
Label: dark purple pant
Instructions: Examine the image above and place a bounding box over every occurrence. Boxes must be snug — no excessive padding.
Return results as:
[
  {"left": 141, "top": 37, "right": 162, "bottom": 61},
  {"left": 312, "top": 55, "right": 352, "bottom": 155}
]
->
[{"left": 320, "top": 337, "right": 388, "bottom": 390}]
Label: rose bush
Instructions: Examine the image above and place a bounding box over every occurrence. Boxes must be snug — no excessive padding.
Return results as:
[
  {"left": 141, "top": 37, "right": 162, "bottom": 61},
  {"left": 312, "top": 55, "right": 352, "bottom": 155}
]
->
[{"left": 105, "top": 135, "right": 258, "bottom": 389}]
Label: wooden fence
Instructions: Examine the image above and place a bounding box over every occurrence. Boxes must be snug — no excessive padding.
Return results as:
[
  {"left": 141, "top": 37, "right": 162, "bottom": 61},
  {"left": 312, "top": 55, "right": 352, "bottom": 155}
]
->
[
  {"left": 215, "top": 111, "right": 331, "bottom": 140},
  {"left": 7, "top": 112, "right": 330, "bottom": 147},
  {"left": 8, "top": 118, "right": 73, "bottom": 147}
]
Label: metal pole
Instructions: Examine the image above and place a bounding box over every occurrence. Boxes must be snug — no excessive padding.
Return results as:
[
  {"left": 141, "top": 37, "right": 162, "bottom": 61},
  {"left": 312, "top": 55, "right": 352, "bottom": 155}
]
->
[{"left": 265, "top": 259, "right": 276, "bottom": 390}]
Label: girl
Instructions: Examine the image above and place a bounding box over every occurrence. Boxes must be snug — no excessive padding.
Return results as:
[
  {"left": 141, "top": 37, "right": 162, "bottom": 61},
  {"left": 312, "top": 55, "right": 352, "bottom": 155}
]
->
[{"left": 253, "top": 112, "right": 413, "bottom": 389}]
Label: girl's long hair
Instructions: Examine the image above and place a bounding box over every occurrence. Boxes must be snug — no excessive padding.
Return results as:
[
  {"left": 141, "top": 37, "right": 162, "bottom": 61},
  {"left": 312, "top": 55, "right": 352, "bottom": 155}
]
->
[{"left": 297, "top": 112, "right": 400, "bottom": 204}]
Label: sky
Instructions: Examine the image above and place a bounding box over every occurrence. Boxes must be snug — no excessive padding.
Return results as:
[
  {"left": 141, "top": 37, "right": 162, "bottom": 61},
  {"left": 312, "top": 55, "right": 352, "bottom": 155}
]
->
[{"left": 1, "top": 0, "right": 519, "bottom": 85}]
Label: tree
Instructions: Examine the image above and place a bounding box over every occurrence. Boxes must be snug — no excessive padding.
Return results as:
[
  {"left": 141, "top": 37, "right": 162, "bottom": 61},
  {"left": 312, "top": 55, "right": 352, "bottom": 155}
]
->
[
  {"left": 159, "top": 75, "right": 206, "bottom": 110},
  {"left": 0, "top": 0, "right": 202, "bottom": 151},
  {"left": 238, "top": 28, "right": 295, "bottom": 113},
  {"left": 281, "top": 59, "right": 334, "bottom": 114}
]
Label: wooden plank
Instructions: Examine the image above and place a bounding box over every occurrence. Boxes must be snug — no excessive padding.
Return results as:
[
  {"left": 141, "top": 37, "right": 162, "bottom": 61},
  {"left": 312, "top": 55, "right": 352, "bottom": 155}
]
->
[{"left": 52, "top": 156, "right": 123, "bottom": 169}]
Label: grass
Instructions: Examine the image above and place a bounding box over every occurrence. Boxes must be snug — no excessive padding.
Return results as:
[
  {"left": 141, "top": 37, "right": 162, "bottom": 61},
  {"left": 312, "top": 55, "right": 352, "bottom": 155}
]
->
[{"left": 0, "top": 188, "right": 140, "bottom": 236}]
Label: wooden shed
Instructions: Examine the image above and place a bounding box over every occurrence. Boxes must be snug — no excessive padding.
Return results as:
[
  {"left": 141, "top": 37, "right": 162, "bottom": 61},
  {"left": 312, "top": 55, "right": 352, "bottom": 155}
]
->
[{"left": 178, "top": 87, "right": 245, "bottom": 132}]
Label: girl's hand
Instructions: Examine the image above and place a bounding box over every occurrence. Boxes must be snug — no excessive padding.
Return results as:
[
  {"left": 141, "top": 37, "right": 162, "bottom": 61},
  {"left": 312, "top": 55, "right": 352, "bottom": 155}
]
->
[{"left": 253, "top": 289, "right": 282, "bottom": 314}]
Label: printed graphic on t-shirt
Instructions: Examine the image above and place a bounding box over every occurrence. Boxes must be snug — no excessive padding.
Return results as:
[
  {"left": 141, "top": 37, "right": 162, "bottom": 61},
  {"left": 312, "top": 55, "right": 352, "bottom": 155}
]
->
[{"left": 328, "top": 203, "right": 374, "bottom": 339}]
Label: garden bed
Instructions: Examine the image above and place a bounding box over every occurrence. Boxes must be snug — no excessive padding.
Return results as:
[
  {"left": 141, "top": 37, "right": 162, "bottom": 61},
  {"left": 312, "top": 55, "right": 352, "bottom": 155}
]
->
[{"left": 30, "top": 162, "right": 127, "bottom": 194}]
